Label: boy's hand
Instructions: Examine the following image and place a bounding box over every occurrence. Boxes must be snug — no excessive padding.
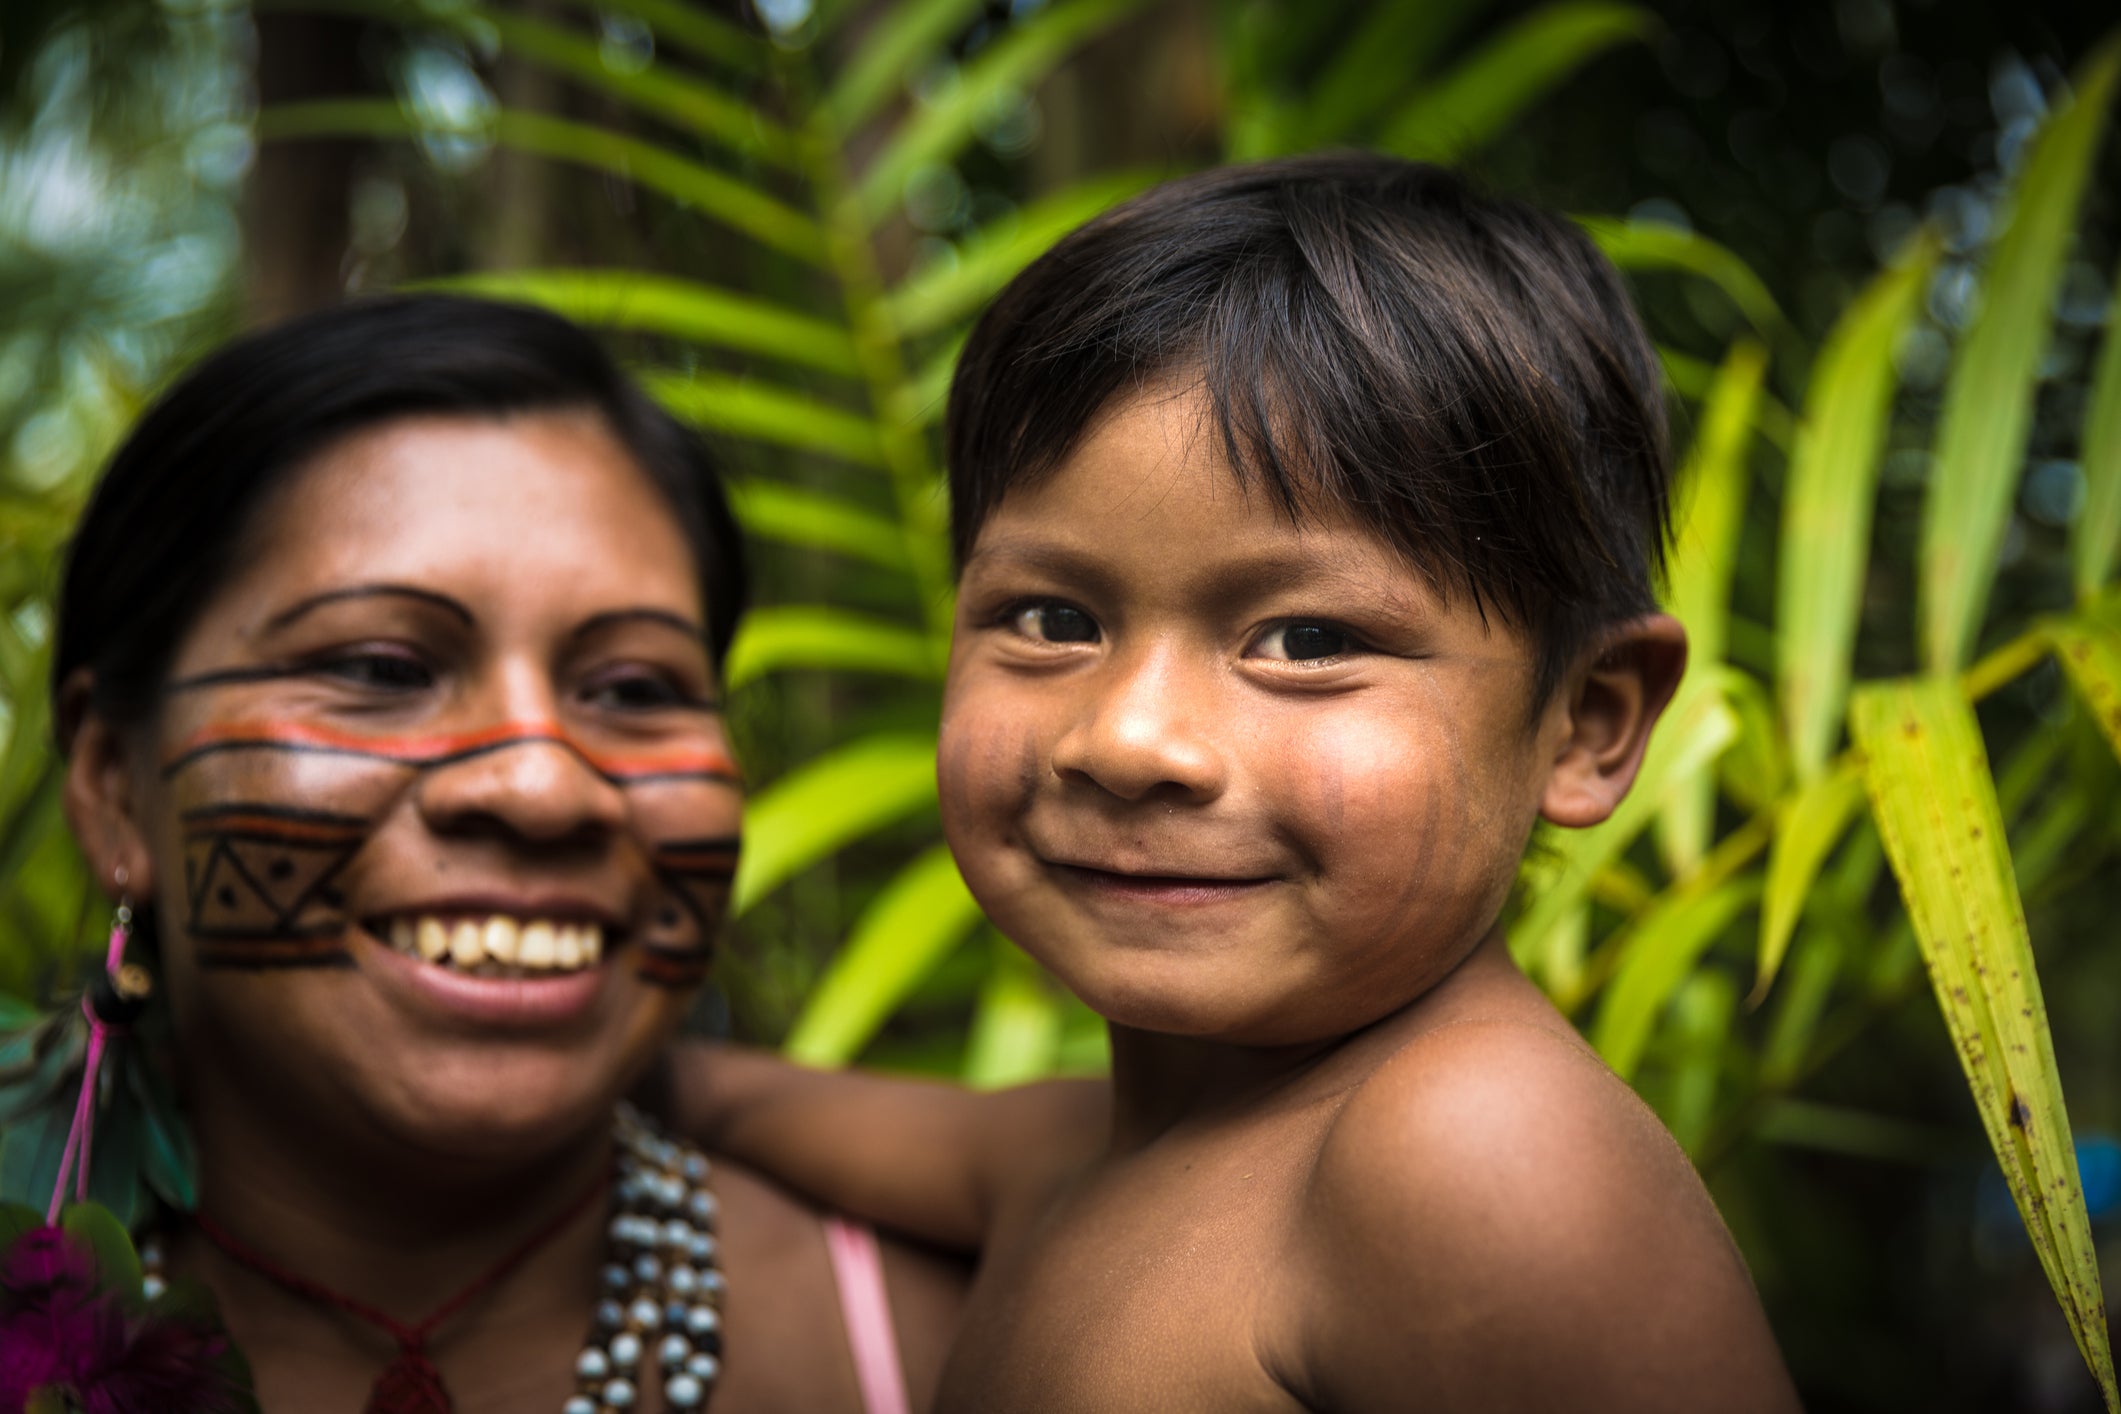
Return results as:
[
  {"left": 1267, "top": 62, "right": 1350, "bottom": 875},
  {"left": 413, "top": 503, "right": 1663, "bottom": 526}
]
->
[{"left": 1295, "top": 1020, "right": 1801, "bottom": 1414}]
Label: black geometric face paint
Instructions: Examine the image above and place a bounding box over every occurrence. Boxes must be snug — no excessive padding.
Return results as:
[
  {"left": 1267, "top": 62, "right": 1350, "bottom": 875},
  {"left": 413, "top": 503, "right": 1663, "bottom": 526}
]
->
[{"left": 161, "top": 717, "right": 742, "bottom": 982}]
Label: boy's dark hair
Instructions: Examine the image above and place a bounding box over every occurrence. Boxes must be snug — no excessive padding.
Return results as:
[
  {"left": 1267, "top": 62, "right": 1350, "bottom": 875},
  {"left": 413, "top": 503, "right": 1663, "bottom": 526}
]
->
[
  {"left": 945, "top": 154, "right": 1672, "bottom": 704},
  {"left": 54, "top": 293, "right": 747, "bottom": 740}
]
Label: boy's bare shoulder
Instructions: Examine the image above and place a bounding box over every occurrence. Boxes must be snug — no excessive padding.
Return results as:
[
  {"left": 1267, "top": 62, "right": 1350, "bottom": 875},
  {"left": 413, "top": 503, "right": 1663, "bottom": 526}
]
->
[{"left": 1290, "top": 1016, "right": 1799, "bottom": 1413}]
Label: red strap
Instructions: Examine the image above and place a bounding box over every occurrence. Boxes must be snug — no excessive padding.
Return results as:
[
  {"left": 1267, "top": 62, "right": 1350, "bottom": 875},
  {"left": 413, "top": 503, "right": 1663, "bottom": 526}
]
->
[{"left": 194, "top": 1169, "right": 608, "bottom": 1414}]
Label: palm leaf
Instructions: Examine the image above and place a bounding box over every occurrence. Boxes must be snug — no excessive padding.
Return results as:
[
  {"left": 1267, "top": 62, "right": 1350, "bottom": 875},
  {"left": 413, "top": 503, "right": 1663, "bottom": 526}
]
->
[
  {"left": 1659, "top": 339, "right": 1765, "bottom": 875},
  {"left": 1590, "top": 874, "right": 1758, "bottom": 1080},
  {"left": 1579, "top": 215, "right": 1786, "bottom": 339},
  {"left": 884, "top": 169, "right": 1160, "bottom": 338},
  {"left": 725, "top": 606, "right": 941, "bottom": 689},
  {"left": 1298, "top": 0, "right": 1487, "bottom": 146},
  {"left": 257, "top": 101, "right": 829, "bottom": 264},
  {"left": 783, "top": 844, "right": 983, "bottom": 1066},
  {"left": 824, "top": 0, "right": 988, "bottom": 136},
  {"left": 1778, "top": 230, "right": 1938, "bottom": 778},
  {"left": 731, "top": 733, "right": 940, "bottom": 914},
  {"left": 1376, "top": 2, "right": 1652, "bottom": 164},
  {"left": 1851, "top": 677, "right": 2116, "bottom": 1408},
  {"left": 855, "top": 0, "right": 1142, "bottom": 226},
  {"left": 429, "top": 269, "right": 861, "bottom": 376},
  {"left": 723, "top": 480, "right": 911, "bottom": 570},
  {"left": 644, "top": 370, "right": 887, "bottom": 467},
  {"left": 2050, "top": 616, "right": 2121, "bottom": 760},
  {"left": 475, "top": 5, "right": 795, "bottom": 165},
  {"left": 2076, "top": 250, "right": 2121, "bottom": 602},
  {"left": 1920, "top": 37, "right": 2120, "bottom": 671},
  {"left": 962, "top": 939, "right": 1062, "bottom": 1089},
  {"left": 1754, "top": 763, "right": 1865, "bottom": 1000}
]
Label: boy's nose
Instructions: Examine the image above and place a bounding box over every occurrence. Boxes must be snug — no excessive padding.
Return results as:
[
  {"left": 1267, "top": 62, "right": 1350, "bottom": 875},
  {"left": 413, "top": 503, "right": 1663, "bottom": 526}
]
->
[{"left": 1049, "top": 648, "right": 1227, "bottom": 802}]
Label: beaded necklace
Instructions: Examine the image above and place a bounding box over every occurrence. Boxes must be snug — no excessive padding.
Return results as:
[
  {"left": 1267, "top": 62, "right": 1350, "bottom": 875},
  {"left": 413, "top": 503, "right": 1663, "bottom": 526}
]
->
[{"left": 140, "top": 1104, "right": 724, "bottom": 1414}]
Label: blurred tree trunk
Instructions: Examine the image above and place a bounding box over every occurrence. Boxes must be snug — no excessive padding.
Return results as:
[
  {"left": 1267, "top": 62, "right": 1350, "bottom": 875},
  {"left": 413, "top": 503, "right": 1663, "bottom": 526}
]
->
[
  {"left": 245, "top": 10, "right": 374, "bottom": 322},
  {"left": 478, "top": 0, "right": 560, "bottom": 269}
]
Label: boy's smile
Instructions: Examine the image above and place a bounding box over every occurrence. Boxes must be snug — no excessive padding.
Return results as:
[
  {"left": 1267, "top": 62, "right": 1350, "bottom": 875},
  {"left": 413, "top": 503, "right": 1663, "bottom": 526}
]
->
[{"left": 940, "top": 381, "right": 1573, "bottom": 1047}]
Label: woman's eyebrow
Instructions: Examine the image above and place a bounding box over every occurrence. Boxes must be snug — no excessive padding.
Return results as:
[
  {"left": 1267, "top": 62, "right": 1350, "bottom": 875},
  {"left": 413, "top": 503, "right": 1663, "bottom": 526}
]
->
[
  {"left": 570, "top": 607, "right": 707, "bottom": 642},
  {"left": 264, "top": 584, "right": 476, "bottom": 632}
]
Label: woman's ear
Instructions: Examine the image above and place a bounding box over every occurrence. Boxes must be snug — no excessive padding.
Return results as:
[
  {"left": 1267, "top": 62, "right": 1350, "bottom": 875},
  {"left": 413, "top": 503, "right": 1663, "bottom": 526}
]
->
[
  {"left": 58, "top": 669, "right": 156, "bottom": 900},
  {"left": 1538, "top": 614, "right": 1688, "bottom": 830}
]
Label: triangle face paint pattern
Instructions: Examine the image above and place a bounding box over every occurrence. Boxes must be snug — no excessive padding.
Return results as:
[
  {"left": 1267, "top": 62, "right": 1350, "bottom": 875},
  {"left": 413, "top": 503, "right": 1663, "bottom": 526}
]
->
[{"left": 181, "top": 805, "right": 368, "bottom": 967}]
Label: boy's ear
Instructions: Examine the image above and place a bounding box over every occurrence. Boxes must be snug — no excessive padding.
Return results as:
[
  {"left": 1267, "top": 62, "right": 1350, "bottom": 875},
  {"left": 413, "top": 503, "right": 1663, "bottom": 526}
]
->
[
  {"left": 58, "top": 669, "right": 156, "bottom": 901},
  {"left": 1538, "top": 615, "right": 1688, "bottom": 830}
]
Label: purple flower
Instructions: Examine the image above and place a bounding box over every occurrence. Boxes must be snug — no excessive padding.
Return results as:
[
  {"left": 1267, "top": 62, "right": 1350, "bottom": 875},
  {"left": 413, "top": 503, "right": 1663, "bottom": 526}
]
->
[{"left": 0, "top": 1228, "right": 242, "bottom": 1414}]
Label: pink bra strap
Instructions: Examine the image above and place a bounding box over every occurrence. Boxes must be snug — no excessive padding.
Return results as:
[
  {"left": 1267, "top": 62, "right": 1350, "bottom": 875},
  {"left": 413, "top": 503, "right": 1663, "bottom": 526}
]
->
[{"left": 824, "top": 1215, "right": 910, "bottom": 1414}]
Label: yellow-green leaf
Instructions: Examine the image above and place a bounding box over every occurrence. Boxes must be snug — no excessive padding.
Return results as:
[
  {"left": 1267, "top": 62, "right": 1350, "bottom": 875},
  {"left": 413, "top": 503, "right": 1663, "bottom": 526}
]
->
[
  {"left": 962, "top": 939, "right": 1062, "bottom": 1089},
  {"left": 2077, "top": 249, "right": 2121, "bottom": 601},
  {"left": 1659, "top": 340, "right": 1766, "bottom": 875},
  {"left": 1298, "top": 0, "right": 1484, "bottom": 146},
  {"left": 723, "top": 480, "right": 910, "bottom": 571},
  {"left": 1590, "top": 874, "right": 1758, "bottom": 1080},
  {"left": 825, "top": 0, "right": 987, "bottom": 136},
  {"left": 733, "top": 734, "right": 939, "bottom": 913},
  {"left": 1376, "top": 2, "right": 1651, "bottom": 164},
  {"left": 1851, "top": 677, "right": 2115, "bottom": 1407},
  {"left": 644, "top": 371, "right": 886, "bottom": 468},
  {"left": 2050, "top": 616, "right": 2121, "bottom": 760},
  {"left": 475, "top": 5, "right": 795, "bottom": 164},
  {"left": 1755, "top": 761, "right": 1864, "bottom": 1000},
  {"left": 258, "top": 101, "right": 828, "bottom": 264},
  {"left": 784, "top": 845, "right": 984, "bottom": 1066},
  {"left": 429, "top": 269, "right": 860, "bottom": 377},
  {"left": 856, "top": 0, "right": 1142, "bottom": 226},
  {"left": 884, "top": 169, "right": 1160, "bottom": 338},
  {"left": 1579, "top": 215, "right": 1785, "bottom": 340},
  {"left": 1512, "top": 682, "right": 1737, "bottom": 962},
  {"left": 1778, "top": 230, "right": 1938, "bottom": 777},
  {"left": 1921, "top": 37, "right": 2121, "bottom": 672},
  {"left": 725, "top": 607, "right": 942, "bottom": 689}
]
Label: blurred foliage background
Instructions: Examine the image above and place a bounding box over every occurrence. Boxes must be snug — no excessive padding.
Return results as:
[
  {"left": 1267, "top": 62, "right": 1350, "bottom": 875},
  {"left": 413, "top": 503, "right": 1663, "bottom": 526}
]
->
[{"left": 2, "top": 0, "right": 2120, "bottom": 1407}]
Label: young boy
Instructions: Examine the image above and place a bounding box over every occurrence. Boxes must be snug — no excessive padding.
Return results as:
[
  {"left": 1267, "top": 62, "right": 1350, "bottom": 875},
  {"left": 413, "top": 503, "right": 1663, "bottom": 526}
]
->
[{"left": 674, "top": 154, "right": 1800, "bottom": 1411}]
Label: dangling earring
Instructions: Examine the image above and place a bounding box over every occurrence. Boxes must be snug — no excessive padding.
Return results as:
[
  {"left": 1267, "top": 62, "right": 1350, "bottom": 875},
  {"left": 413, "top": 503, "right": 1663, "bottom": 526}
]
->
[{"left": 42, "top": 869, "right": 152, "bottom": 1224}]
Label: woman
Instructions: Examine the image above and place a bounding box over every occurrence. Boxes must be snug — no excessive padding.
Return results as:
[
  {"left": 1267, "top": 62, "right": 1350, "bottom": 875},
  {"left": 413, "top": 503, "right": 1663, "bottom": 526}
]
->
[{"left": 45, "top": 295, "right": 961, "bottom": 1411}]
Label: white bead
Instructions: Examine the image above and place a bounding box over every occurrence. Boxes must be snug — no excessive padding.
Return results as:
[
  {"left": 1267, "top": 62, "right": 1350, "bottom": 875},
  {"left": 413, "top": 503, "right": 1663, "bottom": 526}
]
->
[
  {"left": 668, "top": 1265, "right": 698, "bottom": 1296},
  {"left": 628, "top": 1296, "right": 663, "bottom": 1331},
  {"left": 563, "top": 1398, "right": 596, "bottom": 1414},
  {"left": 140, "top": 1275, "right": 167, "bottom": 1301},
  {"left": 686, "top": 1305, "right": 721, "bottom": 1336},
  {"left": 575, "top": 1348, "right": 610, "bottom": 1381},
  {"left": 601, "top": 1377, "right": 637, "bottom": 1408},
  {"left": 665, "top": 1373, "right": 705, "bottom": 1408},
  {"left": 610, "top": 1332, "right": 642, "bottom": 1369},
  {"left": 658, "top": 1333, "right": 690, "bottom": 1366},
  {"left": 686, "top": 1352, "right": 721, "bottom": 1381}
]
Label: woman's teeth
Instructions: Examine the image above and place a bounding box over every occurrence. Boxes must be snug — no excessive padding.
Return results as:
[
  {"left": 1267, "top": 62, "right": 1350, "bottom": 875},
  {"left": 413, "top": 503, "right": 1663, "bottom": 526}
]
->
[{"left": 384, "top": 915, "right": 605, "bottom": 975}]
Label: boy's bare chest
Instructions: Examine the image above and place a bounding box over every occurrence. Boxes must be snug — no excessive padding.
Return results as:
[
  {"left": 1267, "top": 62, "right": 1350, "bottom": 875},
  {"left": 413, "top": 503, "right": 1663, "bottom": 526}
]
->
[{"left": 936, "top": 1132, "right": 1322, "bottom": 1414}]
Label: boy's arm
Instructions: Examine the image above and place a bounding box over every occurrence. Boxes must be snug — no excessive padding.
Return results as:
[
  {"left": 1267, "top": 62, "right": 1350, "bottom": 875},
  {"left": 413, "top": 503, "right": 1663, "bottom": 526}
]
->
[
  {"left": 654, "top": 1039, "right": 1105, "bottom": 1250},
  {"left": 1293, "top": 1022, "right": 1801, "bottom": 1414}
]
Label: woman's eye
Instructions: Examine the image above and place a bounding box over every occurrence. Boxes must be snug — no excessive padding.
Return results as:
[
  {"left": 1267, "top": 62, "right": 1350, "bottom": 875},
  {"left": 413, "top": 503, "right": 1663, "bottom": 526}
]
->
[
  {"left": 1255, "top": 622, "right": 1353, "bottom": 662},
  {"left": 318, "top": 652, "right": 433, "bottom": 690},
  {"left": 584, "top": 672, "right": 692, "bottom": 711},
  {"left": 1011, "top": 603, "right": 1099, "bottom": 644}
]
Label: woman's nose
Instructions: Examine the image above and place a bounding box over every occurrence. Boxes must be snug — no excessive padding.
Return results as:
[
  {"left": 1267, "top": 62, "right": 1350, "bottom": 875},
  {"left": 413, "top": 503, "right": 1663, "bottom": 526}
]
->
[
  {"left": 1048, "top": 646, "right": 1227, "bottom": 802},
  {"left": 415, "top": 723, "right": 630, "bottom": 846}
]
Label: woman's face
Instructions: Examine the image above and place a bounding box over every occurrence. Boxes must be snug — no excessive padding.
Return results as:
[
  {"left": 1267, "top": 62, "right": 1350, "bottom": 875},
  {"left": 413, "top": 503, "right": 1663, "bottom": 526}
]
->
[{"left": 104, "top": 411, "right": 739, "bottom": 1162}]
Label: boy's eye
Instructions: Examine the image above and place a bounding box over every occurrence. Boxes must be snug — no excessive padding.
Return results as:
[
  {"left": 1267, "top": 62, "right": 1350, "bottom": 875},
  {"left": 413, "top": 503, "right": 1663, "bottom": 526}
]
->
[
  {"left": 317, "top": 651, "right": 433, "bottom": 691},
  {"left": 1253, "top": 622, "right": 1353, "bottom": 662},
  {"left": 1011, "top": 603, "right": 1099, "bottom": 644}
]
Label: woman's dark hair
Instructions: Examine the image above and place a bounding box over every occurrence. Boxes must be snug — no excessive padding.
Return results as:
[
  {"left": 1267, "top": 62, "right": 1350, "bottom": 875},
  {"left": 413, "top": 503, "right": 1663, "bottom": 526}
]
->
[
  {"left": 53, "top": 294, "right": 747, "bottom": 739},
  {"left": 946, "top": 154, "right": 1672, "bottom": 705}
]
